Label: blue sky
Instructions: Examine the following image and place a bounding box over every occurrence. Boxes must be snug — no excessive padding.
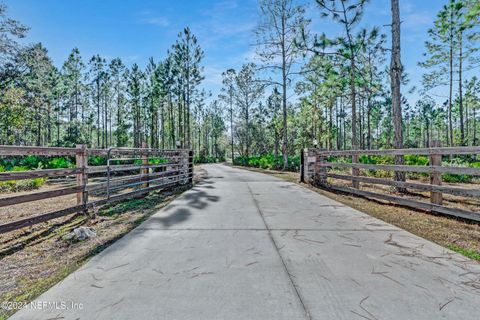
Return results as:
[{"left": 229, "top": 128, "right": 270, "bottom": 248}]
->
[{"left": 5, "top": 0, "right": 448, "bottom": 104}]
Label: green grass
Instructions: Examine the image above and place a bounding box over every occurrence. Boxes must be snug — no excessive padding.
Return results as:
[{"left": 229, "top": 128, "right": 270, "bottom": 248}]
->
[
  {"left": 100, "top": 198, "right": 148, "bottom": 216},
  {"left": 0, "top": 264, "right": 82, "bottom": 319},
  {"left": 448, "top": 244, "right": 480, "bottom": 261}
]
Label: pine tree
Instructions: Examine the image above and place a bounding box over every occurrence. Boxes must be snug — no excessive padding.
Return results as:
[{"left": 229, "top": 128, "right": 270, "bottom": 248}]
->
[
  {"left": 62, "top": 48, "right": 85, "bottom": 146},
  {"left": 88, "top": 54, "right": 106, "bottom": 147},
  {"left": 127, "top": 63, "right": 144, "bottom": 148},
  {"left": 109, "top": 58, "right": 128, "bottom": 147},
  {"left": 256, "top": 0, "right": 309, "bottom": 169}
]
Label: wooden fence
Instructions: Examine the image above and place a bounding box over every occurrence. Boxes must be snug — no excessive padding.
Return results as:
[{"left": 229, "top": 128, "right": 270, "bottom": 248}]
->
[
  {"left": 0, "top": 144, "right": 193, "bottom": 234},
  {"left": 301, "top": 146, "right": 480, "bottom": 222}
]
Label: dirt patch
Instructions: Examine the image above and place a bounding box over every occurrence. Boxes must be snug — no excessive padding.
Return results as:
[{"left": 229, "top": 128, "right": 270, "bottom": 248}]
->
[{"left": 234, "top": 165, "right": 480, "bottom": 262}]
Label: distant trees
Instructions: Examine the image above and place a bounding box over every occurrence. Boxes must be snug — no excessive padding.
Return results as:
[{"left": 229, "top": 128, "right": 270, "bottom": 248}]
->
[
  {"left": 127, "top": 63, "right": 144, "bottom": 148},
  {"left": 314, "top": 0, "right": 370, "bottom": 152},
  {"left": 171, "top": 27, "right": 204, "bottom": 149},
  {"left": 255, "top": 0, "right": 308, "bottom": 169},
  {"left": 420, "top": 0, "right": 479, "bottom": 146},
  {"left": 0, "top": 0, "right": 479, "bottom": 165},
  {"left": 0, "top": 4, "right": 28, "bottom": 89},
  {"left": 231, "top": 64, "right": 264, "bottom": 157},
  {"left": 109, "top": 58, "right": 128, "bottom": 147},
  {"left": 22, "top": 43, "right": 55, "bottom": 146},
  {"left": 0, "top": 3, "right": 222, "bottom": 155},
  {"left": 88, "top": 53, "right": 104, "bottom": 147},
  {"left": 220, "top": 69, "right": 236, "bottom": 162},
  {"left": 0, "top": 87, "right": 25, "bottom": 144}
]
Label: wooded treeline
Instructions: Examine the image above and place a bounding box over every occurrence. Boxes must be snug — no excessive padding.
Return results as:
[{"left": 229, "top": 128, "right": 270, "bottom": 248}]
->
[
  {"left": 219, "top": 0, "right": 480, "bottom": 169},
  {"left": 0, "top": 0, "right": 479, "bottom": 166},
  {"left": 0, "top": 5, "right": 225, "bottom": 160}
]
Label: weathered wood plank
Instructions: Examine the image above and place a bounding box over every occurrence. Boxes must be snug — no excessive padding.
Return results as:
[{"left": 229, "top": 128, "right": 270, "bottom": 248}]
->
[
  {"left": 0, "top": 145, "right": 188, "bottom": 157},
  {"left": 316, "top": 146, "right": 480, "bottom": 157},
  {"left": 0, "top": 173, "right": 190, "bottom": 234},
  {"left": 0, "top": 168, "right": 82, "bottom": 181},
  {"left": 0, "top": 145, "right": 78, "bottom": 156},
  {"left": 326, "top": 184, "right": 480, "bottom": 222},
  {"left": 0, "top": 145, "right": 194, "bottom": 234},
  {"left": 90, "top": 179, "right": 184, "bottom": 207},
  {"left": 0, "top": 186, "right": 81, "bottom": 208},
  {"left": 326, "top": 173, "right": 480, "bottom": 197},
  {"left": 88, "top": 148, "right": 188, "bottom": 156},
  {"left": 87, "top": 170, "right": 180, "bottom": 192},
  {"left": 0, "top": 205, "right": 84, "bottom": 234},
  {"left": 321, "top": 162, "right": 480, "bottom": 176}
]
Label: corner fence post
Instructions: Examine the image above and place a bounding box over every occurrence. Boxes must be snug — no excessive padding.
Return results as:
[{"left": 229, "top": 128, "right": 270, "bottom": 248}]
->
[
  {"left": 429, "top": 141, "right": 443, "bottom": 205},
  {"left": 304, "top": 149, "right": 315, "bottom": 184},
  {"left": 75, "top": 144, "right": 88, "bottom": 212}
]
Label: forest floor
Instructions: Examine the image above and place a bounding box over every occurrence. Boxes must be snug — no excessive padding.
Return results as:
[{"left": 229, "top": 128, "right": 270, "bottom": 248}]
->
[
  {"left": 0, "top": 169, "right": 206, "bottom": 320},
  {"left": 232, "top": 165, "right": 480, "bottom": 262}
]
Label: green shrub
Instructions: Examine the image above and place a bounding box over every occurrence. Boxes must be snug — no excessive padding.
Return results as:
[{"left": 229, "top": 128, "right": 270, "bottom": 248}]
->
[
  {"left": 405, "top": 154, "right": 429, "bottom": 166},
  {"left": 233, "top": 154, "right": 300, "bottom": 172},
  {"left": 0, "top": 165, "right": 47, "bottom": 192},
  {"left": 47, "top": 157, "right": 74, "bottom": 169},
  {"left": 0, "top": 155, "right": 76, "bottom": 170},
  {"left": 441, "top": 158, "right": 475, "bottom": 183},
  {"left": 88, "top": 156, "right": 107, "bottom": 166}
]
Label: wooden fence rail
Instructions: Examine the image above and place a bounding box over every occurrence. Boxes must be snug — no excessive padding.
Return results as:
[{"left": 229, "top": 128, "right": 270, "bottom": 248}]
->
[
  {"left": 0, "top": 145, "right": 194, "bottom": 234},
  {"left": 301, "top": 147, "right": 480, "bottom": 222}
]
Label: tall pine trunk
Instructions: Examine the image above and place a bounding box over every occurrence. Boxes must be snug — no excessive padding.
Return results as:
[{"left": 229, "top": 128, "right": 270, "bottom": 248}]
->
[
  {"left": 448, "top": 9, "right": 454, "bottom": 147},
  {"left": 459, "top": 33, "right": 464, "bottom": 145},
  {"left": 391, "top": 0, "right": 405, "bottom": 191}
]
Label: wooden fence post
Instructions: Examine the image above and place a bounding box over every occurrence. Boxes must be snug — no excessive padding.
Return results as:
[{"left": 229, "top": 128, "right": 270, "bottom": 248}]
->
[
  {"left": 314, "top": 149, "right": 328, "bottom": 187},
  {"left": 304, "top": 149, "right": 316, "bottom": 184},
  {"left": 188, "top": 150, "right": 194, "bottom": 184},
  {"left": 430, "top": 141, "right": 443, "bottom": 205},
  {"left": 352, "top": 153, "right": 360, "bottom": 189},
  {"left": 75, "top": 144, "right": 88, "bottom": 211},
  {"left": 300, "top": 149, "right": 305, "bottom": 183},
  {"left": 142, "top": 142, "right": 149, "bottom": 189}
]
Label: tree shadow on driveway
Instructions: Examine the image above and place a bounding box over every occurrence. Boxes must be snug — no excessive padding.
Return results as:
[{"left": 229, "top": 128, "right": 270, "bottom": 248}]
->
[{"left": 149, "top": 181, "right": 220, "bottom": 228}]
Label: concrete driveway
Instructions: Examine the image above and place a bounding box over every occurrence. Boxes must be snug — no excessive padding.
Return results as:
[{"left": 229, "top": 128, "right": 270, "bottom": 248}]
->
[{"left": 10, "top": 164, "right": 480, "bottom": 319}]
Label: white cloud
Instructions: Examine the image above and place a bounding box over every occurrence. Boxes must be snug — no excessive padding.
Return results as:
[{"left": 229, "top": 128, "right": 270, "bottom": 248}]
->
[
  {"left": 123, "top": 55, "right": 139, "bottom": 63},
  {"left": 190, "top": 0, "right": 257, "bottom": 49},
  {"left": 143, "top": 16, "right": 170, "bottom": 27},
  {"left": 403, "top": 12, "right": 433, "bottom": 30},
  {"left": 137, "top": 10, "right": 171, "bottom": 27},
  {"left": 203, "top": 65, "right": 225, "bottom": 86}
]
